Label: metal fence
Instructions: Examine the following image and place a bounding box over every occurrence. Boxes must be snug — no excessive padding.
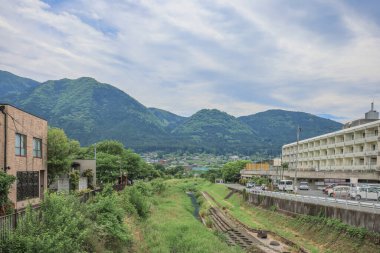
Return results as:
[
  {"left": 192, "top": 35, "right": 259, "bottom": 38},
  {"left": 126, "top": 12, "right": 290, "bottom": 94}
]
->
[
  {"left": 0, "top": 183, "right": 127, "bottom": 241},
  {"left": 248, "top": 189, "right": 380, "bottom": 214}
]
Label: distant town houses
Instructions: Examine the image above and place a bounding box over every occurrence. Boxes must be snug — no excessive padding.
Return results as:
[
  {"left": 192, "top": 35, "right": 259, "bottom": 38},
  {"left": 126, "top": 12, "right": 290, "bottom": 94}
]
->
[{"left": 0, "top": 104, "right": 48, "bottom": 210}]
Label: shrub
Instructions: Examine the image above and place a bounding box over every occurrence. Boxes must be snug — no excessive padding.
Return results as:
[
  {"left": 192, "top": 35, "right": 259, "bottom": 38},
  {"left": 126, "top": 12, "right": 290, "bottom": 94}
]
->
[
  {"left": 1, "top": 193, "right": 89, "bottom": 253},
  {"left": 151, "top": 179, "right": 167, "bottom": 194},
  {"left": 85, "top": 190, "right": 132, "bottom": 252},
  {"left": 0, "top": 171, "right": 16, "bottom": 215},
  {"left": 121, "top": 185, "right": 150, "bottom": 219}
]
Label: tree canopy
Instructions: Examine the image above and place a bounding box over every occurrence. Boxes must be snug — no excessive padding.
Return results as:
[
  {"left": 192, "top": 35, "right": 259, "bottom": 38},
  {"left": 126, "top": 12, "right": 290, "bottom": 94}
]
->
[
  {"left": 221, "top": 160, "right": 250, "bottom": 183},
  {"left": 47, "top": 128, "right": 80, "bottom": 186}
]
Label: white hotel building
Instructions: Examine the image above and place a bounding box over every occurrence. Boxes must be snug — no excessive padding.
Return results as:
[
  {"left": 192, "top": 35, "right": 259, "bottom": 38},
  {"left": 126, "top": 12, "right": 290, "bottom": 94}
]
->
[{"left": 282, "top": 104, "right": 380, "bottom": 184}]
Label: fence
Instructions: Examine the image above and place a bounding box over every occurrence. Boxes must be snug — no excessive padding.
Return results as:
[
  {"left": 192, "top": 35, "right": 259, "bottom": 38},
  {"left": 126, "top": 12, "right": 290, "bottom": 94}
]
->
[
  {"left": 0, "top": 183, "right": 127, "bottom": 241},
  {"left": 247, "top": 189, "right": 380, "bottom": 214}
]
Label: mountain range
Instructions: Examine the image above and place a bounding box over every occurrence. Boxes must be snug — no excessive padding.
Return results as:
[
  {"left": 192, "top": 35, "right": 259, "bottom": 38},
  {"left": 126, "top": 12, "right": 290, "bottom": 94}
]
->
[{"left": 0, "top": 70, "right": 343, "bottom": 155}]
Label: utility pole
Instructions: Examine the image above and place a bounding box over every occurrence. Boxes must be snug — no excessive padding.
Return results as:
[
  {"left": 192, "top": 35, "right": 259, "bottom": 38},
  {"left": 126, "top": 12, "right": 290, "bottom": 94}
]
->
[
  {"left": 94, "top": 143, "right": 97, "bottom": 160},
  {"left": 294, "top": 126, "right": 301, "bottom": 192}
]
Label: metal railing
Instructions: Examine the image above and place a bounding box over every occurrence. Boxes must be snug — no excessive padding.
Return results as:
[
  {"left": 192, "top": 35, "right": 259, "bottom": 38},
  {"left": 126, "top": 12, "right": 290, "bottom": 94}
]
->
[{"left": 247, "top": 189, "right": 380, "bottom": 214}]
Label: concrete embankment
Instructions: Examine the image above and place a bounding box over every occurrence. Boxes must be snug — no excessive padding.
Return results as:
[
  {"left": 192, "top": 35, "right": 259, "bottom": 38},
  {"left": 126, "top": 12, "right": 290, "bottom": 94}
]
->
[{"left": 246, "top": 192, "right": 380, "bottom": 233}]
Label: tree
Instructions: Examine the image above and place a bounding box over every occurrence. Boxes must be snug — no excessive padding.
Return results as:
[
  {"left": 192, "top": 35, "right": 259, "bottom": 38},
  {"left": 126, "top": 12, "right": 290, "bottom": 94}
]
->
[
  {"left": 0, "top": 171, "right": 16, "bottom": 215},
  {"left": 221, "top": 160, "right": 250, "bottom": 183},
  {"left": 202, "top": 169, "right": 222, "bottom": 183},
  {"left": 96, "top": 152, "right": 122, "bottom": 183},
  {"left": 47, "top": 128, "right": 80, "bottom": 186},
  {"left": 96, "top": 140, "right": 125, "bottom": 156}
]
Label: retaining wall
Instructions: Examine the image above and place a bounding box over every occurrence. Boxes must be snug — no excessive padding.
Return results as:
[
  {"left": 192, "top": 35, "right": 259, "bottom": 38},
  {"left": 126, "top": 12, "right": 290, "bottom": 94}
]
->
[{"left": 247, "top": 193, "right": 380, "bottom": 233}]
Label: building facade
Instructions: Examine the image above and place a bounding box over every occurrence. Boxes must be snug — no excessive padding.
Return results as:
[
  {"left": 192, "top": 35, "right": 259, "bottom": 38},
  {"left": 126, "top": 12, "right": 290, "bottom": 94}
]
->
[
  {"left": 0, "top": 104, "right": 48, "bottom": 210},
  {"left": 282, "top": 117, "right": 380, "bottom": 184},
  {"left": 241, "top": 105, "right": 380, "bottom": 185}
]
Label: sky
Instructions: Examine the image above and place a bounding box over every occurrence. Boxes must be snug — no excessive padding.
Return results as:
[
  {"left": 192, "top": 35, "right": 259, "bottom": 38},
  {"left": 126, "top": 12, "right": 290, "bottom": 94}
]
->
[{"left": 0, "top": 0, "right": 379, "bottom": 121}]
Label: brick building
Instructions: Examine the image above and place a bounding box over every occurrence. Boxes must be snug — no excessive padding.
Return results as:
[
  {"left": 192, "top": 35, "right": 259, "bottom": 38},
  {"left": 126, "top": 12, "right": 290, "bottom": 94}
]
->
[{"left": 0, "top": 104, "right": 48, "bottom": 210}]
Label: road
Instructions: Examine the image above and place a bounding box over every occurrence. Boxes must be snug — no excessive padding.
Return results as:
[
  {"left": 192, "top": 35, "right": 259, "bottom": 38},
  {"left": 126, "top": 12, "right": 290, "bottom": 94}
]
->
[{"left": 224, "top": 183, "right": 380, "bottom": 214}]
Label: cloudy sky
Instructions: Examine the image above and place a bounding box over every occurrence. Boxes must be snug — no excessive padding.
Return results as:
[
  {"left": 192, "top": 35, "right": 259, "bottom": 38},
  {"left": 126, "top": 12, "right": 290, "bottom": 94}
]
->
[{"left": 0, "top": 0, "right": 379, "bottom": 121}]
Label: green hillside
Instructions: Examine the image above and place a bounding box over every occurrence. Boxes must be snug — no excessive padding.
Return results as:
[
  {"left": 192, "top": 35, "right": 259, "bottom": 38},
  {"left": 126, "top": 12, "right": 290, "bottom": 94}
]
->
[
  {"left": 239, "top": 109, "right": 342, "bottom": 151},
  {"left": 148, "top": 107, "right": 186, "bottom": 131},
  {"left": 172, "top": 109, "right": 263, "bottom": 154},
  {"left": 7, "top": 77, "right": 177, "bottom": 150},
  {"left": 0, "top": 70, "right": 39, "bottom": 97},
  {"left": 0, "top": 70, "right": 343, "bottom": 154}
]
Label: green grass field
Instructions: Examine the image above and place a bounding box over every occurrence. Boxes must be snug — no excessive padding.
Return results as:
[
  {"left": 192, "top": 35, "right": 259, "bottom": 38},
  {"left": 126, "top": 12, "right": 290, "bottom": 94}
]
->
[{"left": 133, "top": 179, "right": 243, "bottom": 253}]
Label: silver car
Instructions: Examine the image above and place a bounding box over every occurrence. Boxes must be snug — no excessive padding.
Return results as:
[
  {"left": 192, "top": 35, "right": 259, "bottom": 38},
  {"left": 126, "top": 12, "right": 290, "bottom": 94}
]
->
[{"left": 299, "top": 181, "right": 309, "bottom": 190}]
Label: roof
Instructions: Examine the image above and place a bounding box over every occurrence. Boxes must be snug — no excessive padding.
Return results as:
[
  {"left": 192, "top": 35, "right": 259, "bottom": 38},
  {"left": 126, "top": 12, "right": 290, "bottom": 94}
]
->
[
  {"left": 283, "top": 119, "right": 380, "bottom": 148},
  {"left": 0, "top": 103, "right": 47, "bottom": 121}
]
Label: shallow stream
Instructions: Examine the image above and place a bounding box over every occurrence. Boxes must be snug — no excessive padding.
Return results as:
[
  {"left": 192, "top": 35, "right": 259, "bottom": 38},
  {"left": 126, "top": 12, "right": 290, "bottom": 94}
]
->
[{"left": 186, "top": 192, "right": 200, "bottom": 219}]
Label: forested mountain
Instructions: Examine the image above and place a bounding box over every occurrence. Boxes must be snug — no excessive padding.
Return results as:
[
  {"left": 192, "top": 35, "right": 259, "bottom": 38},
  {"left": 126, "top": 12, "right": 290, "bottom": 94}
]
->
[
  {"left": 0, "top": 70, "right": 39, "bottom": 96},
  {"left": 148, "top": 107, "right": 186, "bottom": 131},
  {"left": 0, "top": 71, "right": 343, "bottom": 154},
  {"left": 239, "top": 110, "right": 342, "bottom": 151}
]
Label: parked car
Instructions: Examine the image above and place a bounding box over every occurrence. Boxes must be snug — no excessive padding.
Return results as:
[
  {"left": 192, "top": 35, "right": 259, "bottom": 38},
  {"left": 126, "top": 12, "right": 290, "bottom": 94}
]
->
[
  {"left": 350, "top": 186, "right": 380, "bottom": 201},
  {"left": 328, "top": 186, "right": 350, "bottom": 198},
  {"left": 278, "top": 180, "right": 293, "bottom": 191},
  {"left": 246, "top": 182, "right": 255, "bottom": 188},
  {"left": 323, "top": 183, "right": 337, "bottom": 194},
  {"left": 299, "top": 181, "right": 309, "bottom": 190}
]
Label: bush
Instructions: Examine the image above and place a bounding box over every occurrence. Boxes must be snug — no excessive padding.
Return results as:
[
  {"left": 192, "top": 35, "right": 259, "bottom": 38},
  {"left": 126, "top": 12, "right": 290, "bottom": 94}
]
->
[
  {"left": 133, "top": 181, "right": 153, "bottom": 196},
  {"left": 0, "top": 171, "right": 16, "bottom": 215},
  {"left": 151, "top": 179, "right": 167, "bottom": 194},
  {"left": 85, "top": 189, "right": 132, "bottom": 252},
  {"left": 120, "top": 183, "right": 151, "bottom": 219},
  {"left": 1, "top": 193, "right": 89, "bottom": 253}
]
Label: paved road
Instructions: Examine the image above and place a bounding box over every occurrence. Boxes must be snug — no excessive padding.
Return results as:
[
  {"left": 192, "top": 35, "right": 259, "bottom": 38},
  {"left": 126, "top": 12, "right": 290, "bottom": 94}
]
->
[{"left": 224, "top": 184, "right": 380, "bottom": 214}]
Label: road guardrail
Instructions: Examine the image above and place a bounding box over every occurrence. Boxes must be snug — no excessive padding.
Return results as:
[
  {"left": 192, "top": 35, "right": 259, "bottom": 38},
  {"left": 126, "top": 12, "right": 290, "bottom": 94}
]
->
[{"left": 247, "top": 189, "right": 380, "bottom": 213}]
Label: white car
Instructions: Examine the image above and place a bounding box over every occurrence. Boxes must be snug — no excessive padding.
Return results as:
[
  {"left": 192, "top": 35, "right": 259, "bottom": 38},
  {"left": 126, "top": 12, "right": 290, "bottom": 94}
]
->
[
  {"left": 299, "top": 182, "right": 309, "bottom": 190},
  {"left": 278, "top": 180, "right": 293, "bottom": 191},
  {"left": 328, "top": 186, "right": 350, "bottom": 198},
  {"left": 350, "top": 187, "right": 380, "bottom": 201}
]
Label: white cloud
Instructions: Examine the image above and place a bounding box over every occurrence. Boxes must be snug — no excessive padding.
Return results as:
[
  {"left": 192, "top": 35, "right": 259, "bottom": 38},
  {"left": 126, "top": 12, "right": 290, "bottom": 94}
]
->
[{"left": 0, "top": 0, "right": 379, "bottom": 120}]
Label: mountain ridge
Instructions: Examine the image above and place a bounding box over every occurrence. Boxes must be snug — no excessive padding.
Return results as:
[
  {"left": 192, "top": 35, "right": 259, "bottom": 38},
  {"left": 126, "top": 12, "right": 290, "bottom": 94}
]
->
[{"left": 0, "top": 70, "right": 343, "bottom": 154}]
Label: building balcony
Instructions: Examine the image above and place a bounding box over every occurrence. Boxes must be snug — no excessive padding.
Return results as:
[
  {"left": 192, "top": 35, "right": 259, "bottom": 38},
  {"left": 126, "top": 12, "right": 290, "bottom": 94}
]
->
[
  {"left": 354, "top": 138, "right": 366, "bottom": 145},
  {"left": 365, "top": 135, "right": 378, "bottom": 142},
  {"left": 365, "top": 150, "right": 378, "bottom": 156}
]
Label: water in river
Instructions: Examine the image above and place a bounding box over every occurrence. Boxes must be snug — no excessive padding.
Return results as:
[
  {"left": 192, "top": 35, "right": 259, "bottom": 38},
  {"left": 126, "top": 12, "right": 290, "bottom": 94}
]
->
[{"left": 186, "top": 192, "right": 200, "bottom": 219}]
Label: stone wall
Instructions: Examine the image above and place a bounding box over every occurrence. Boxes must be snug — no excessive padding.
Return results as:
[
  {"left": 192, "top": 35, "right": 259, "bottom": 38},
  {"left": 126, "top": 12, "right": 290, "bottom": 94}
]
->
[{"left": 247, "top": 193, "right": 380, "bottom": 233}]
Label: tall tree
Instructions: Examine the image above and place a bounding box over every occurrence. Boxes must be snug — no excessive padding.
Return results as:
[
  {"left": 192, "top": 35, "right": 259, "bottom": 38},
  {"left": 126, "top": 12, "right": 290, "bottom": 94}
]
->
[
  {"left": 47, "top": 128, "right": 80, "bottom": 186},
  {"left": 221, "top": 160, "right": 250, "bottom": 183}
]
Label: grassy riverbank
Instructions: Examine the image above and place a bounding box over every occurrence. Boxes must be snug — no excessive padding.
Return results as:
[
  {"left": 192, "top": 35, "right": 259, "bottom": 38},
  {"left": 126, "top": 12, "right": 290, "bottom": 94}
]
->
[
  {"left": 200, "top": 182, "right": 380, "bottom": 253},
  {"left": 133, "top": 179, "right": 243, "bottom": 253}
]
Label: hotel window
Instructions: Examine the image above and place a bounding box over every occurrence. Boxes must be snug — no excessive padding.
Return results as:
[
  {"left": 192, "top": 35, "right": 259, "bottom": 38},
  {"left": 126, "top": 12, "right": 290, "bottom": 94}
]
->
[
  {"left": 15, "top": 133, "right": 26, "bottom": 156},
  {"left": 33, "top": 138, "right": 42, "bottom": 158},
  {"left": 16, "top": 171, "right": 39, "bottom": 201}
]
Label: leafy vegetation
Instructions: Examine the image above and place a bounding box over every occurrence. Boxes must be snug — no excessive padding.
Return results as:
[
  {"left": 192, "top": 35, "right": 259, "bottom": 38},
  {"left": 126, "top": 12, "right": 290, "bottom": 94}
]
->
[
  {"left": 0, "top": 71, "right": 342, "bottom": 155},
  {"left": 47, "top": 127, "right": 80, "bottom": 186},
  {"left": 0, "top": 180, "right": 158, "bottom": 253},
  {"left": 221, "top": 160, "right": 250, "bottom": 183},
  {"left": 0, "top": 171, "right": 16, "bottom": 215},
  {"left": 78, "top": 140, "right": 162, "bottom": 184}
]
